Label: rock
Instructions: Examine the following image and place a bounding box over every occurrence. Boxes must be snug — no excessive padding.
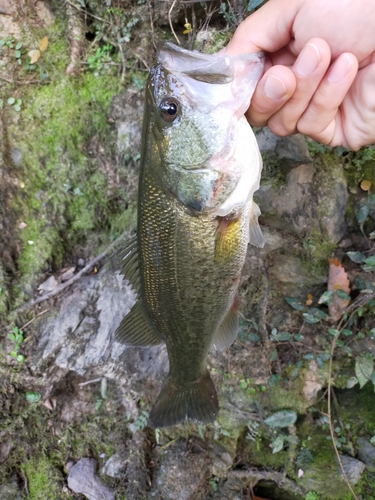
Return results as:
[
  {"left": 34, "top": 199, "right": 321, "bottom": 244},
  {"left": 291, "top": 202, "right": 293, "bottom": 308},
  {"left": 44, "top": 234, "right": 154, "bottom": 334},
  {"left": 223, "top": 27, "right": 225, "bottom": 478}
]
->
[
  {"left": 256, "top": 128, "right": 312, "bottom": 166},
  {"left": 0, "top": 438, "right": 12, "bottom": 463},
  {"left": 0, "top": 477, "right": 21, "bottom": 500},
  {"left": 303, "top": 361, "right": 323, "bottom": 401},
  {"left": 149, "top": 440, "right": 210, "bottom": 500},
  {"left": 357, "top": 437, "right": 375, "bottom": 472},
  {"left": 124, "top": 431, "right": 151, "bottom": 500},
  {"left": 339, "top": 455, "right": 365, "bottom": 484},
  {"left": 61, "top": 266, "right": 76, "bottom": 282},
  {"left": 38, "top": 275, "right": 58, "bottom": 293},
  {"left": 102, "top": 451, "right": 127, "bottom": 479},
  {"left": 67, "top": 458, "right": 115, "bottom": 500}
]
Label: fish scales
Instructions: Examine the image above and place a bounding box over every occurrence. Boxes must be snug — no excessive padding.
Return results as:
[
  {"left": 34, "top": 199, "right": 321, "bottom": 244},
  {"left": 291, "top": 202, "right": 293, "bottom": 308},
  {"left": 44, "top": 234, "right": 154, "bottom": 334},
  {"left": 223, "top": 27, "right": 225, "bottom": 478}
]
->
[{"left": 116, "top": 42, "right": 265, "bottom": 427}]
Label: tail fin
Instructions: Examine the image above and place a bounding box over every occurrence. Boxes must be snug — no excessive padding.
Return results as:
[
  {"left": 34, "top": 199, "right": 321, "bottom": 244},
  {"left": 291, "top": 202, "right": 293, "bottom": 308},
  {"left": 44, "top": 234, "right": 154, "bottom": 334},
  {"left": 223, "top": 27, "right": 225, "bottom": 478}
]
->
[{"left": 148, "top": 370, "right": 218, "bottom": 428}]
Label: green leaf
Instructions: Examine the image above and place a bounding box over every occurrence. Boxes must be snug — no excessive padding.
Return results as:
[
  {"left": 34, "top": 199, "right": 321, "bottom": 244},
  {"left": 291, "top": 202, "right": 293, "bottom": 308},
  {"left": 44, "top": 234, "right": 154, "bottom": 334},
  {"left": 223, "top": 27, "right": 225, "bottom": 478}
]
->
[
  {"left": 264, "top": 410, "right": 297, "bottom": 428},
  {"left": 17, "top": 354, "right": 25, "bottom": 363},
  {"left": 285, "top": 297, "right": 305, "bottom": 311},
  {"left": 318, "top": 291, "right": 333, "bottom": 304},
  {"left": 328, "top": 328, "right": 340, "bottom": 336},
  {"left": 294, "top": 334, "right": 304, "bottom": 342},
  {"left": 247, "top": 0, "right": 265, "bottom": 11},
  {"left": 346, "top": 251, "right": 365, "bottom": 263},
  {"left": 335, "top": 289, "right": 351, "bottom": 301},
  {"left": 16, "top": 42, "right": 23, "bottom": 49},
  {"left": 7, "top": 97, "right": 15, "bottom": 105},
  {"left": 14, "top": 104, "right": 21, "bottom": 112},
  {"left": 354, "top": 275, "right": 367, "bottom": 291},
  {"left": 269, "top": 349, "right": 277, "bottom": 362},
  {"left": 271, "top": 435, "right": 285, "bottom": 453},
  {"left": 355, "top": 355, "right": 374, "bottom": 389},
  {"left": 247, "top": 333, "right": 260, "bottom": 342},
  {"left": 303, "top": 312, "right": 320, "bottom": 324},
  {"left": 239, "top": 380, "right": 248, "bottom": 389},
  {"left": 341, "top": 329, "right": 353, "bottom": 336},
  {"left": 272, "top": 331, "right": 292, "bottom": 342},
  {"left": 363, "top": 255, "right": 375, "bottom": 267},
  {"left": 309, "top": 307, "right": 330, "bottom": 319},
  {"left": 26, "top": 392, "right": 41, "bottom": 403},
  {"left": 357, "top": 205, "right": 370, "bottom": 224},
  {"left": 14, "top": 50, "right": 21, "bottom": 58}
]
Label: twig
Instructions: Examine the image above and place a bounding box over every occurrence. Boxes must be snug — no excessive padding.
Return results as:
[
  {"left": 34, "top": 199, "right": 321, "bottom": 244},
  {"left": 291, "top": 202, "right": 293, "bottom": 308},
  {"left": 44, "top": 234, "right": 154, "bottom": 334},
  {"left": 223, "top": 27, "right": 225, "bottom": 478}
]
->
[
  {"left": 78, "top": 378, "right": 102, "bottom": 387},
  {"left": 13, "top": 231, "right": 128, "bottom": 315},
  {"left": 20, "top": 309, "right": 50, "bottom": 331},
  {"left": 168, "top": 0, "right": 180, "bottom": 45},
  {"left": 327, "top": 323, "right": 360, "bottom": 500},
  {"left": 64, "top": 0, "right": 110, "bottom": 25}
]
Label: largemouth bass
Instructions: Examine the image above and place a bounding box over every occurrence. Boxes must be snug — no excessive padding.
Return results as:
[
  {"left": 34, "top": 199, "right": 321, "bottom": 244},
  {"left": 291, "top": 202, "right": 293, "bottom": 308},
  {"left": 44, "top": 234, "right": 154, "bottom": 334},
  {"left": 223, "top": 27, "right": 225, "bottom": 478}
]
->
[{"left": 116, "top": 42, "right": 264, "bottom": 428}]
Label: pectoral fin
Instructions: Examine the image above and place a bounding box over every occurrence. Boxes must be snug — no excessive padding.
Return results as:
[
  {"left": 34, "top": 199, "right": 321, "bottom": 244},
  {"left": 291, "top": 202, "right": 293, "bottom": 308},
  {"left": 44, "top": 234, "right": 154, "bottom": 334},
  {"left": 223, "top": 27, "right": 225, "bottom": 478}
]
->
[
  {"left": 249, "top": 201, "right": 264, "bottom": 248},
  {"left": 115, "top": 300, "right": 164, "bottom": 347},
  {"left": 211, "top": 298, "right": 239, "bottom": 351}
]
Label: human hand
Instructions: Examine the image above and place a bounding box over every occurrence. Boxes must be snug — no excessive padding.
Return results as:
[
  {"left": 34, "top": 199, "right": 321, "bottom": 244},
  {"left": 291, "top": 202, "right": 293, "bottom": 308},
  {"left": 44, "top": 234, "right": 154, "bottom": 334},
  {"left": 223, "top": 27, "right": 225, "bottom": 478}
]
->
[{"left": 225, "top": 0, "right": 375, "bottom": 150}]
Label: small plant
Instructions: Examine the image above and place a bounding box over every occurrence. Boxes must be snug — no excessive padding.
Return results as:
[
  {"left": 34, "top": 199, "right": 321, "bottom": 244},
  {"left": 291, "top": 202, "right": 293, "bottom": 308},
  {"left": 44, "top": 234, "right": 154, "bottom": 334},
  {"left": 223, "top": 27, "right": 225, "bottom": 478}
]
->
[
  {"left": 128, "top": 410, "right": 149, "bottom": 433},
  {"left": 87, "top": 45, "right": 114, "bottom": 76},
  {"left": 8, "top": 327, "right": 25, "bottom": 363},
  {"left": 305, "top": 492, "right": 320, "bottom": 500}
]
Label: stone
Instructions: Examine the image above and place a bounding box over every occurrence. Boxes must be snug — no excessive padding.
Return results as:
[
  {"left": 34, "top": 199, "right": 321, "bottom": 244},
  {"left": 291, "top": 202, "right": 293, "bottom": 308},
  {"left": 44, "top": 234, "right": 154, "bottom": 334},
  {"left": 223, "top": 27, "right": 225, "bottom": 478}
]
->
[
  {"left": 0, "top": 476, "right": 21, "bottom": 500},
  {"left": 38, "top": 275, "right": 58, "bottom": 293},
  {"left": 102, "top": 451, "right": 127, "bottom": 479},
  {"left": 339, "top": 454, "right": 365, "bottom": 484},
  {"left": 357, "top": 437, "right": 375, "bottom": 472},
  {"left": 256, "top": 128, "right": 312, "bottom": 165},
  {"left": 67, "top": 458, "right": 115, "bottom": 500},
  {"left": 303, "top": 361, "right": 323, "bottom": 401},
  {"left": 149, "top": 440, "right": 210, "bottom": 500}
]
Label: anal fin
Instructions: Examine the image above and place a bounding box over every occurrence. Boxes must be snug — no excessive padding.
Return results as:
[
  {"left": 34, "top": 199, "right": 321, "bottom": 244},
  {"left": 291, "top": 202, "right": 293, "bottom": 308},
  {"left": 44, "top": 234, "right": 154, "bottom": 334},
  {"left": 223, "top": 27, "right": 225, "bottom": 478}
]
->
[{"left": 115, "top": 300, "right": 164, "bottom": 347}]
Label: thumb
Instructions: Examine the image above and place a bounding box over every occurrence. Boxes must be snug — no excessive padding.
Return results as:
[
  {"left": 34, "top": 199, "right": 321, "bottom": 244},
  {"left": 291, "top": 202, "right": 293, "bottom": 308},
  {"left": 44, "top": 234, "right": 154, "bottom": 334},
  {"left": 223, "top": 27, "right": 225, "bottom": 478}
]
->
[{"left": 225, "top": 0, "right": 301, "bottom": 55}]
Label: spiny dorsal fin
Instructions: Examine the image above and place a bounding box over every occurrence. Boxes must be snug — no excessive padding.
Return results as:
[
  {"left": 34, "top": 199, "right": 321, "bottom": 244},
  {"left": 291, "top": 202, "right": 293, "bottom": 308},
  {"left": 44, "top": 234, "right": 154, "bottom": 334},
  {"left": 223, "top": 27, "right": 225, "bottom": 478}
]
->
[
  {"left": 116, "top": 236, "right": 141, "bottom": 293},
  {"left": 115, "top": 300, "right": 164, "bottom": 347},
  {"left": 249, "top": 201, "right": 264, "bottom": 248},
  {"left": 211, "top": 300, "right": 239, "bottom": 351}
]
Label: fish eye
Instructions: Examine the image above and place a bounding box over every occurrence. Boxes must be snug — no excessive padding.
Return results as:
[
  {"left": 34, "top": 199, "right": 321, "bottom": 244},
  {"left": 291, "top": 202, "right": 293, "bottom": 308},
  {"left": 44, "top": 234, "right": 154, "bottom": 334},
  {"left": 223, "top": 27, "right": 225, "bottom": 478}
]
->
[{"left": 159, "top": 98, "right": 179, "bottom": 123}]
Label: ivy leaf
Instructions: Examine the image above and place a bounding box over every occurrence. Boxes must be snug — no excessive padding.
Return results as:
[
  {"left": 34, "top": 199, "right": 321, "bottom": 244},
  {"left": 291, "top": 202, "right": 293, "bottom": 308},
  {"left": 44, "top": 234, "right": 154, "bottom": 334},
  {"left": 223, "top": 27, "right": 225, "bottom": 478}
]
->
[
  {"left": 357, "top": 205, "right": 370, "bottom": 224},
  {"left": 271, "top": 435, "right": 285, "bottom": 453},
  {"left": 355, "top": 355, "right": 374, "bottom": 389},
  {"left": 346, "top": 376, "right": 359, "bottom": 389},
  {"left": 264, "top": 410, "right": 297, "bottom": 428},
  {"left": 318, "top": 291, "right": 333, "bottom": 305},
  {"left": 285, "top": 297, "right": 306, "bottom": 311},
  {"left": 335, "top": 289, "right": 351, "bottom": 301},
  {"left": 302, "top": 312, "right": 320, "bottom": 324},
  {"left": 346, "top": 251, "right": 365, "bottom": 263},
  {"left": 272, "top": 331, "right": 292, "bottom": 342}
]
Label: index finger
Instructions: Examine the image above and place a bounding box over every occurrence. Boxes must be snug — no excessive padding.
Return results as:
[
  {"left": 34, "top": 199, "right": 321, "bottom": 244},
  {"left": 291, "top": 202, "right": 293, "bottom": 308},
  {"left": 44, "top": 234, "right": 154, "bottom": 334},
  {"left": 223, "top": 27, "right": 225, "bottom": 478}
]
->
[{"left": 225, "top": 0, "right": 300, "bottom": 56}]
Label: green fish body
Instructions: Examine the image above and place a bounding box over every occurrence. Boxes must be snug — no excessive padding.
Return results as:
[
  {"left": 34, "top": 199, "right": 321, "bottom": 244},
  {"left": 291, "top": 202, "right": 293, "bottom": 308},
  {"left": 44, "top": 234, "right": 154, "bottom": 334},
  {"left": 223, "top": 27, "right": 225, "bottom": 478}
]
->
[{"left": 116, "top": 43, "right": 264, "bottom": 427}]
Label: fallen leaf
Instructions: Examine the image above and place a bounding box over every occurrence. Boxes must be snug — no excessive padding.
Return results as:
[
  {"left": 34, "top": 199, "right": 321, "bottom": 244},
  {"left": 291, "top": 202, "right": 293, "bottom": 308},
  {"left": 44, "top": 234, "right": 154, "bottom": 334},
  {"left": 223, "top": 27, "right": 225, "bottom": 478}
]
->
[
  {"left": 327, "top": 259, "right": 350, "bottom": 321},
  {"left": 360, "top": 180, "right": 371, "bottom": 191},
  {"left": 18, "top": 222, "right": 27, "bottom": 229},
  {"left": 39, "top": 36, "right": 48, "bottom": 52},
  {"left": 43, "top": 399, "right": 54, "bottom": 410},
  {"left": 28, "top": 49, "right": 41, "bottom": 64}
]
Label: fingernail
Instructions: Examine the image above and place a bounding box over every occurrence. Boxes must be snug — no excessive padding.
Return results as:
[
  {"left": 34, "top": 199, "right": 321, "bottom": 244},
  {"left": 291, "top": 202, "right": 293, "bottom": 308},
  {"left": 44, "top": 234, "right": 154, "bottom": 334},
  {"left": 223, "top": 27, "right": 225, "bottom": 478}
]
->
[
  {"left": 294, "top": 43, "right": 320, "bottom": 77},
  {"left": 264, "top": 75, "right": 287, "bottom": 100},
  {"left": 327, "top": 53, "right": 352, "bottom": 83}
]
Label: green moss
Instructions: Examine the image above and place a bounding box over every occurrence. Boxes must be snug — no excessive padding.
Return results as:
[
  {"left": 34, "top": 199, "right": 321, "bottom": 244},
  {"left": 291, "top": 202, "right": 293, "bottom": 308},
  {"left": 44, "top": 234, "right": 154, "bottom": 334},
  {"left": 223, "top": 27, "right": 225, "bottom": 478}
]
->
[{"left": 22, "top": 456, "right": 64, "bottom": 500}]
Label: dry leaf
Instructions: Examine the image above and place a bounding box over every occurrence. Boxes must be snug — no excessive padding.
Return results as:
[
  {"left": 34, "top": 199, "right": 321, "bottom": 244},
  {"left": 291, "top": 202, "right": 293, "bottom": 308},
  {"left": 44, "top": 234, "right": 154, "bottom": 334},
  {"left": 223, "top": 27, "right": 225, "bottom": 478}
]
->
[
  {"left": 28, "top": 49, "right": 41, "bottom": 64},
  {"left": 43, "top": 399, "right": 54, "bottom": 410},
  {"left": 306, "top": 293, "right": 313, "bottom": 306},
  {"left": 327, "top": 258, "right": 350, "bottom": 321},
  {"left": 360, "top": 180, "right": 371, "bottom": 191},
  {"left": 39, "top": 36, "right": 48, "bottom": 52}
]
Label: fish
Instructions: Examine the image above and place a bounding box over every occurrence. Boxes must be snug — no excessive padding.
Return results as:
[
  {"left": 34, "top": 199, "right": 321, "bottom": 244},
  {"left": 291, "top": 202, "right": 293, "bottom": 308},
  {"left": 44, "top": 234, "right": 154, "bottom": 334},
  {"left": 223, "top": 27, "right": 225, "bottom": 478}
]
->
[{"left": 116, "top": 42, "right": 265, "bottom": 428}]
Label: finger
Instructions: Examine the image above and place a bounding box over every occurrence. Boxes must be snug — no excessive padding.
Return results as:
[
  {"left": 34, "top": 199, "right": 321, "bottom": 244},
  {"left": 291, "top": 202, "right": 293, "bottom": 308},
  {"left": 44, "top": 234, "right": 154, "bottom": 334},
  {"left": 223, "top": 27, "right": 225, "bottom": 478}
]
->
[
  {"left": 332, "top": 62, "right": 375, "bottom": 150},
  {"left": 224, "top": 0, "right": 301, "bottom": 55},
  {"left": 268, "top": 38, "right": 331, "bottom": 136},
  {"left": 296, "top": 53, "right": 358, "bottom": 145},
  {"left": 246, "top": 65, "right": 297, "bottom": 127}
]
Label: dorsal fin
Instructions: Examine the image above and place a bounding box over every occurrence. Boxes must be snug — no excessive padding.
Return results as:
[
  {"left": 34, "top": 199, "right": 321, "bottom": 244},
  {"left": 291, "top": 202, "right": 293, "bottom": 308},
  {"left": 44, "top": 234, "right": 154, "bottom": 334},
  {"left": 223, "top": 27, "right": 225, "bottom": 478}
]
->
[{"left": 115, "top": 300, "right": 164, "bottom": 347}]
